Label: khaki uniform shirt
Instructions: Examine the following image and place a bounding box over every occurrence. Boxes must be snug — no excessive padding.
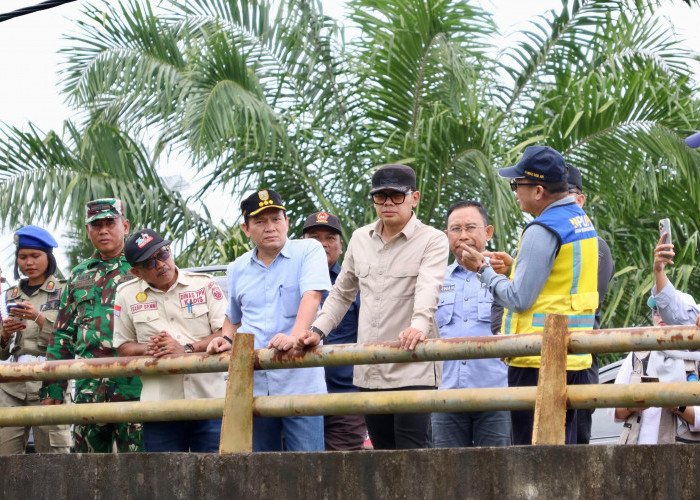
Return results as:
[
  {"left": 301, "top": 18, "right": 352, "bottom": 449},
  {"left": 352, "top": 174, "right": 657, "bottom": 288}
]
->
[
  {"left": 0, "top": 275, "right": 65, "bottom": 400},
  {"left": 313, "top": 214, "right": 449, "bottom": 389},
  {"left": 113, "top": 270, "right": 227, "bottom": 402}
]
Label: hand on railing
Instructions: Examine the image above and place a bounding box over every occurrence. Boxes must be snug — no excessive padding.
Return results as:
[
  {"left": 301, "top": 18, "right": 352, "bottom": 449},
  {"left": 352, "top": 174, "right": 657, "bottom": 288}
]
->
[
  {"left": 40, "top": 398, "right": 62, "bottom": 406},
  {"left": 398, "top": 327, "right": 426, "bottom": 351},
  {"left": 207, "top": 337, "right": 231, "bottom": 354},
  {"left": 147, "top": 331, "right": 184, "bottom": 357}
]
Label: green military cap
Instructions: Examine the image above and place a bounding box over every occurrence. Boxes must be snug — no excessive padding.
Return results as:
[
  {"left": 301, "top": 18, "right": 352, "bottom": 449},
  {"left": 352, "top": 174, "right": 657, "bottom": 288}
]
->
[{"left": 85, "top": 198, "right": 125, "bottom": 223}]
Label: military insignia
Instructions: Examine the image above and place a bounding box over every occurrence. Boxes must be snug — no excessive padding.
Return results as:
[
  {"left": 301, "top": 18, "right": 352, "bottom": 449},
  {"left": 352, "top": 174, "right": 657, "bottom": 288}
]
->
[
  {"left": 136, "top": 292, "right": 148, "bottom": 303},
  {"left": 316, "top": 212, "right": 329, "bottom": 223},
  {"left": 46, "top": 281, "right": 55, "bottom": 291},
  {"left": 136, "top": 232, "right": 154, "bottom": 248},
  {"left": 114, "top": 305, "right": 121, "bottom": 317},
  {"left": 9, "top": 287, "right": 19, "bottom": 299},
  {"left": 13, "top": 234, "right": 19, "bottom": 245},
  {"left": 211, "top": 284, "right": 224, "bottom": 301},
  {"left": 258, "top": 190, "right": 269, "bottom": 201}
]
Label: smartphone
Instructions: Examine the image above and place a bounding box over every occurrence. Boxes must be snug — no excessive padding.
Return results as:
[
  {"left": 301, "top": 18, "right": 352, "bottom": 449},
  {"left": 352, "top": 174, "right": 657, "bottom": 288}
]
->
[
  {"left": 5, "top": 302, "right": 25, "bottom": 320},
  {"left": 641, "top": 376, "right": 659, "bottom": 383},
  {"left": 659, "top": 218, "right": 672, "bottom": 245}
]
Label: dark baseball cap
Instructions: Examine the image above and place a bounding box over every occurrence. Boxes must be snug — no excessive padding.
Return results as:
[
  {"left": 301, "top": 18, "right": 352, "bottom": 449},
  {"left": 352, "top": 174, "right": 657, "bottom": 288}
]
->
[
  {"left": 240, "top": 189, "right": 286, "bottom": 218},
  {"left": 370, "top": 164, "right": 416, "bottom": 195},
  {"left": 302, "top": 211, "right": 343, "bottom": 235},
  {"left": 566, "top": 164, "right": 583, "bottom": 192},
  {"left": 686, "top": 132, "right": 700, "bottom": 149},
  {"left": 498, "top": 146, "right": 568, "bottom": 183},
  {"left": 125, "top": 229, "right": 171, "bottom": 265}
]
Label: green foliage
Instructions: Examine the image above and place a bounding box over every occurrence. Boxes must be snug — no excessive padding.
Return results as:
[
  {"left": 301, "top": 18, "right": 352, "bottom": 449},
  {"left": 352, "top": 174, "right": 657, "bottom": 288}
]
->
[{"left": 0, "top": 0, "right": 698, "bottom": 336}]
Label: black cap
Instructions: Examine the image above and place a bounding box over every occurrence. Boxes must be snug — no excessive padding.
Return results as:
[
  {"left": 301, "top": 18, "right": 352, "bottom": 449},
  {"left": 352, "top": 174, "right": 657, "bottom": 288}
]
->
[
  {"left": 498, "top": 146, "right": 568, "bottom": 183},
  {"left": 566, "top": 164, "right": 583, "bottom": 192},
  {"left": 125, "top": 229, "right": 171, "bottom": 265},
  {"left": 240, "top": 189, "right": 286, "bottom": 218},
  {"left": 370, "top": 164, "right": 416, "bottom": 195},
  {"left": 302, "top": 211, "right": 343, "bottom": 235}
]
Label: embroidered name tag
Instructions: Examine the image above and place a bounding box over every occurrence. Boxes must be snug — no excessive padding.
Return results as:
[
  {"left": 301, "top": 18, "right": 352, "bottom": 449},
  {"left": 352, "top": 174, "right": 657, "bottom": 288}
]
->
[
  {"left": 441, "top": 284, "right": 455, "bottom": 293},
  {"left": 179, "top": 288, "right": 207, "bottom": 308},
  {"left": 130, "top": 302, "right": 158, "bottom": 314}
]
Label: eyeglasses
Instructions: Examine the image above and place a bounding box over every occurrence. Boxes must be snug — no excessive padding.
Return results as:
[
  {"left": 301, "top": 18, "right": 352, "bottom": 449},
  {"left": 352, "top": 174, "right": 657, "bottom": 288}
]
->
[
  {"left": 447, "top": 225, "right": 487, "bottom": 235},
  {"left": 509, "top": 179, "right": 541, "bottom": 192},
  {"left": 372, "top": 191, "right": 412, "bottom": 205},
  {"left": 139, "top": 247, "right": 171, "bottom": 270}
]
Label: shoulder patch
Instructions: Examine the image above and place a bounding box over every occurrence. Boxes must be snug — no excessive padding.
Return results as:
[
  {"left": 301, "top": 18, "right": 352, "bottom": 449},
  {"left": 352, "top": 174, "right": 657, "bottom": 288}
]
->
[{"left": 8, "top": 287, "right": 19, "bottom": 299}]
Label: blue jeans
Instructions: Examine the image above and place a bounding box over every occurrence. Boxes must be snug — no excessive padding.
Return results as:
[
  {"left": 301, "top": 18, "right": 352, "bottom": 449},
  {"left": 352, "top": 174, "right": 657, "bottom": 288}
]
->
[
  {"left": 253, "top": 416, "right": 324, "bottom": 452},
  {"left": 431, "top": 411, "right": 511, "bottom": 447},
  {"left": 144, "top": 419, "right": 221, "bottom": 452}
]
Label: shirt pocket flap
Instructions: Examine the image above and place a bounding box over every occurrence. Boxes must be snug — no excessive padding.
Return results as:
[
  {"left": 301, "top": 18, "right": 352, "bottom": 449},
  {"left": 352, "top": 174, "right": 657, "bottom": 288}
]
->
[
  {"left": 182, "top": 305, "right": 209, "bottom": 320},
  {"left": 571, "top": 291, "right": 599, "bottom": 311},
  {"left": 133, "top": 311, "right": 160, "bottom": 323},
  {"left": 279, "top": 285, "right": 301, "bottom": 318},
  {"left": 389, "top": 262, "right": 420, "bottom": 278},
  {"left": 356, "top": 263, "right": 371, "bottom": 278}
]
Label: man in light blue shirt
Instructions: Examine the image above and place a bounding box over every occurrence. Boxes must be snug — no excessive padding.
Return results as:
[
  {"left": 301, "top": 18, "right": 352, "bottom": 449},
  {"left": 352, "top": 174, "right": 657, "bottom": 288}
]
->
[
  {"left": 207, "top": 189, "right": 331, "bottom": 451},
  {"left": 432, "top": 201, "right": 511, "bottom": 447}
]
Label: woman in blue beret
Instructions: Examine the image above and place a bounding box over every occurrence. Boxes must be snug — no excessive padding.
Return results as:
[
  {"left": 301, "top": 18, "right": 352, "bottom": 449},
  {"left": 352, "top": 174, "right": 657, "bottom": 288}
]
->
[{"left": 0, "top": 225, "right": 72, "bottom": 454}]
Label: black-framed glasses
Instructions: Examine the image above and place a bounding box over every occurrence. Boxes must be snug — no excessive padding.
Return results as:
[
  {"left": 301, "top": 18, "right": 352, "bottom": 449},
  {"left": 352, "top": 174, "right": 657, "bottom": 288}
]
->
[
  {"left": 139, "top": 247, "right": 171, "bottom": 270},
  {"left": 447, "top": 225, "right": 487, "bottom": 235},
  {"left": 509, "top": 179, "right": 541, "bottom": 192},
  {"left": 372, "top": 191, "right": 412, "bottom": 205}
]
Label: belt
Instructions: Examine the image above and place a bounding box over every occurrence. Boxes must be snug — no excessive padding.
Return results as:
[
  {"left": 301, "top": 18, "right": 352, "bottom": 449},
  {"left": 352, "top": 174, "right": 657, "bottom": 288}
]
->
[{"left": 15, "top": 354, "right": 47, "bottom": 363}]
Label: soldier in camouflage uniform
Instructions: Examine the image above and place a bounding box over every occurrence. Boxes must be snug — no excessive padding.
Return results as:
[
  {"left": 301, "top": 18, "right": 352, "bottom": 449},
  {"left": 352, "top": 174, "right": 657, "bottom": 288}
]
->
[{"left": 39, "top": 199, "right": 144, "bottom": 453}]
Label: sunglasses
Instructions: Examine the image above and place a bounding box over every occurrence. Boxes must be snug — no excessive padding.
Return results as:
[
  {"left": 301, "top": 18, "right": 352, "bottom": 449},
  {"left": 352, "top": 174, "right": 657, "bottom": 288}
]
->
[
  {"left": 372, "top": 191, "right": 412, "bottom": 205},
  {"left": 139, "top": 247, "right": 171, "bottom": 270},
  {"left": 509, "top": 179, "right": 542, "bottom": 192}
]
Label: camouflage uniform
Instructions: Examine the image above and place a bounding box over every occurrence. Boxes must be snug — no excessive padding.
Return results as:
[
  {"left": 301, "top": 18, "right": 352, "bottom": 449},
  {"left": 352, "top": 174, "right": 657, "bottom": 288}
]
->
[{"left": 40, "top": 253, "right": 144, "bottom": 453}]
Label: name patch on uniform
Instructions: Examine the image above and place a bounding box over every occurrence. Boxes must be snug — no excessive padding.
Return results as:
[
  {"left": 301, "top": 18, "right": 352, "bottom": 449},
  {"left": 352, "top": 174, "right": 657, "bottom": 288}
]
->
[
  {"left": 130, "top": 302, "right": 158, "bottom": 314},
  {"left": 441, "top": 284, "right": 455, "bottom": 293},
  {"left": 179, "top": 288, "right": 207, "bottom": 308},
  {"left": 208, "top": 281, "right": 224, "bottom": 301}
]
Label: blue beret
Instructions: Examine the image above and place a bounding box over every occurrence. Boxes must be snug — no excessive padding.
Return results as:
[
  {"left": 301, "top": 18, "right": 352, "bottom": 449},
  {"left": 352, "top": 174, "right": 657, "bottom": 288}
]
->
[{"left": 14, "top": 225, "right": 58, "bottom": 250}]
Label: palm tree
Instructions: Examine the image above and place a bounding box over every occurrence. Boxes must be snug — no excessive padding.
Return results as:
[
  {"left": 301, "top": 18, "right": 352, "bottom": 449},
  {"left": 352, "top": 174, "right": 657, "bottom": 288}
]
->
[{"left": 0, "top": 0, "right": 697, "bottom": 332}]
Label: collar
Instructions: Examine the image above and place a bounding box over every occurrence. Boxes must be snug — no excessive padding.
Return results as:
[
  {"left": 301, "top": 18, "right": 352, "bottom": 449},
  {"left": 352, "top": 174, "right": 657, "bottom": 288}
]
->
[
  {"left": 447, "top": 260, "right": 471, "bottom": 278},
  {"left": 251, "top": 238, "right": 291, "bottom": 265},
  {"left": 541, "top": 195, "right": 577, "bottom": 214},
  {"left": 142, "top": 267, "right": 184, "bottom": 293},
  {"left": 369, "top": 212, "right": 419, "bottom": 240},
  {"left": 329, "top": 261, "right": 342, "bottom": 276}
]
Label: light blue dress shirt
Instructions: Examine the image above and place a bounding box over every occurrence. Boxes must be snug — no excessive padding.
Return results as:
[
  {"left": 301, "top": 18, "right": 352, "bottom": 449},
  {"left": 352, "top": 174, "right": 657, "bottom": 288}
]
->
[
  {"left": 226, "top": 238, "right": 331, "bottom": 397},
  {"left": 651, "top": 281, "right": 699, "bottom": 326},
  {"left": 436, "top": 261, "right": 507, "bottom": 390}
]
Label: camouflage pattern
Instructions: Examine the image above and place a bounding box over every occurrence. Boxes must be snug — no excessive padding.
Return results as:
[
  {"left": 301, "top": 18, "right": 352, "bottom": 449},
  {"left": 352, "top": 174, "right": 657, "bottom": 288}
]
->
[
  {"left": 41, "top": 252, "right": 142, "bottom": 401},
  {"left": 85, "top": 198, "right": 125, "bottom": 224},
  {"left": 74, "top": 421, "right": 143, "bottom": 453}
]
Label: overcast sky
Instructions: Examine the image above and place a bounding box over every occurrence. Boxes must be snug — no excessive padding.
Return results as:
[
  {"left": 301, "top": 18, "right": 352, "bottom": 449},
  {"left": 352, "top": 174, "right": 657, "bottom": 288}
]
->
[{"left": 0, "top": 0, "right": 698, "bottom": 280}]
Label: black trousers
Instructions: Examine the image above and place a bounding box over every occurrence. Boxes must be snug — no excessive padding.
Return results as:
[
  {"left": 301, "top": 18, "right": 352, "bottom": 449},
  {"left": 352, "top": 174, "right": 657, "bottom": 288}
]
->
[
  {"left": 508, "top": 366, "right": 590, "bottom": 445},
  {"left": 360, "top": 386, "right": 435, "bottom": 449}
]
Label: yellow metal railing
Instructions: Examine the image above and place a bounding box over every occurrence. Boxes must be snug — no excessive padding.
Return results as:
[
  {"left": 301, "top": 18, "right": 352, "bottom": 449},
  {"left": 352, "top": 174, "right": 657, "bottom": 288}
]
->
[{"left": 0, "top": 315, "right": 699, "bottom": 451}]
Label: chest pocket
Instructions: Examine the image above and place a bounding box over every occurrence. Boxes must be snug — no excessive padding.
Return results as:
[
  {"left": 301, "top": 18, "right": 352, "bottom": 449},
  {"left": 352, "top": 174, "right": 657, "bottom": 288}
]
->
[
  {"left": 477, "top": 288, "right": 494, "bottom": 323},
  {"left": 435, "top": 290, "right": 456, "bottom": 327},
  {"left": 73, "top": 287, "right": 96, "bottom": 326},
  {"left": 388, "top": 262, "right": 420, "bottom": 299},
  {"left": 279, "top": 285, "right": 301, "bottom": 318},
  {"left": 182, "top": 304, "right": 209, "bottom": 320}
]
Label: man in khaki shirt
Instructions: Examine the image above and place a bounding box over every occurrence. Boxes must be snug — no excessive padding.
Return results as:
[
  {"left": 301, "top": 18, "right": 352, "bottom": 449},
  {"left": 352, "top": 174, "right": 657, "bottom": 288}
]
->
[
  {"left": 298, "top": 164, "right": 449, "bottom": 449},
  {"left": 113, "top": 229, "right": 226, "bottom": 452}
]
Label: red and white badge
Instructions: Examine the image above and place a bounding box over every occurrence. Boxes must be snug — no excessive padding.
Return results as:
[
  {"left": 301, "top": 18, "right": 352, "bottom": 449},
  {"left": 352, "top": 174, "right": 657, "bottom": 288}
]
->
[
  {"left": 130, "top": 302, "right": 158, "bottom": 314},
  {"left": 114, "top": 305, "right": 121, "bottom": 317},
  {"left": 208, "top": 281, "right": 224, "bottom": 301}
]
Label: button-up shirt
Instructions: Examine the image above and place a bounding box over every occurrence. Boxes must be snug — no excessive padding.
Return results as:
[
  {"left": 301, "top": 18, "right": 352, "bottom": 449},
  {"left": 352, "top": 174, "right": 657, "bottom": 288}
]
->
[
  {"left": 323, "top": 261, "right": 360, "bottom": 393},
  {"left": 651, "top": 281, "right": 699, "bottom": 326},
  {"left": 313, "top": 214, "right": 449, "bottom": 389},
  {"left": 113, "top": 270, "right": 227, "bottom": 402},
  {"left": 227, "top": 238, "right": 331, "bottom": 397},
  {"left": 436, "top": 262, "right": 507, "bottom": 390}
]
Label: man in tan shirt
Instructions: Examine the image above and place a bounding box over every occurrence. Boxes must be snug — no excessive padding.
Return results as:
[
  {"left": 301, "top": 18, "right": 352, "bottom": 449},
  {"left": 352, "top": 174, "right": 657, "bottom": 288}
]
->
[
  {"left": 113, "top": 228, "right": 226, "bottom": 452},
  {"left": 298, "top": 164, "right": 449, "bottom": 449}
]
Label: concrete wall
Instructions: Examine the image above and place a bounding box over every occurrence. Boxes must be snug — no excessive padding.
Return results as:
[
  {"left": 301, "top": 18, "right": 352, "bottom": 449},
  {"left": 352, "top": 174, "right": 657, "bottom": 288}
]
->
[{"left": 1, "top": 445, "right": 699, "bottom": 499}]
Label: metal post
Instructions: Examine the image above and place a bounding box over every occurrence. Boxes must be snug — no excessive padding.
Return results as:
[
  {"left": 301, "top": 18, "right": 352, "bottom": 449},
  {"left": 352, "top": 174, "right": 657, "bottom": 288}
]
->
[
  {"left": 219, "top": 334, "right": 255, "bottom": 453},
  {"left": 532, "top": 313, "right": 569, "bottom": 445}
]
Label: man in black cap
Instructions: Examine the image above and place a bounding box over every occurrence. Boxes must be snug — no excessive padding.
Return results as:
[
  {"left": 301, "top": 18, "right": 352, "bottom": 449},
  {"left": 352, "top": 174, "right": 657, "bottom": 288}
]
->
[
  {"left": 299, "top": 165, "right": 449, "bottom": 450},
  {"left": 301, "top": 211, "right": 368, "bottom": 450},
  {"left": 207, "top": 189, "right": 331, "bottom": 452},
  {"left": 460, "top": 146, "right": 600, "bottom": 445},
  {"left": 113, "top": 229, "right": 227, "bottom": 452}
]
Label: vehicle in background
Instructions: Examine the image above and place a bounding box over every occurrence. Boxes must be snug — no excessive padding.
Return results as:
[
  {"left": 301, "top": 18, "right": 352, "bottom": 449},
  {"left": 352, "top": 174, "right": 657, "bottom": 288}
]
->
[{"left": 589, "top": 359, "right": 624, "bottom": 444}]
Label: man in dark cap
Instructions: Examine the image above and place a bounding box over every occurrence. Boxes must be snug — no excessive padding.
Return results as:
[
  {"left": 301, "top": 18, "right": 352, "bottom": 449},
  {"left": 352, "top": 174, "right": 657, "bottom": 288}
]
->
[
  {"left": 113, "top": 229, "right": 227, "bottom": 452},
  {"left": 301, "top": 211, "right": 368, "bottom": 450},
  {"left": 460, "top": 146, "right": 600, "bottom": 445},
  {"left": 299, "top": 164, "right": 449, "bottom": 450},
  {"left": 40, "top": 198, "right": 144, "bottom": 453},
  {"left": 207, "top": 189, "right": 331, "bottom": 452}
]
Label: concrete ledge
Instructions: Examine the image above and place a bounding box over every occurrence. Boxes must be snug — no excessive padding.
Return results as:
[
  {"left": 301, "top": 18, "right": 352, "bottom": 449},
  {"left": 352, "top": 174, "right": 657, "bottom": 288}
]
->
[{"left": 1, "top": 445, "right": 699, "bottom": 499}]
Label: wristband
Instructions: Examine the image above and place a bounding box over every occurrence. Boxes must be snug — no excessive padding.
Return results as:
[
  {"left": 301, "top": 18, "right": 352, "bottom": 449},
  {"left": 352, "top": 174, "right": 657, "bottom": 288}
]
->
[
  {"left": 223, "top": 335, "right": 233, "bottom": 344},
  {"left": 34, "top": 312, "right": 41, "bottom": 322},
  {"left": 309, "top": 326, "right": 326, "bottom": 342}
]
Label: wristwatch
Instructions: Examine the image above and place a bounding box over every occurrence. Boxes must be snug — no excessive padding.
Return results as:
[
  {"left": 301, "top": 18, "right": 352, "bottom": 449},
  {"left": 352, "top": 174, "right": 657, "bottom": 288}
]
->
[
  {"left": 309, "top": 326, "right": 327, "bottom": 342},
  {"left": 476, "top": 256, "right": 491, "bottom": 279},
  {"left": 183, "top": 343, "right": 195, "bottom": 353}
]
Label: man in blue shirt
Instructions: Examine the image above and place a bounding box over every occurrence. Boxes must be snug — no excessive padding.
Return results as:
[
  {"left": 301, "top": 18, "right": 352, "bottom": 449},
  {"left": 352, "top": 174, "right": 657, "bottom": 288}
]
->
[
  {"left": 432, "top": 201, "right": 511, "bottom": 447},
  {"left": 207, "top": 189, "right": 331, "bottom": 451},
  {"left": 301, "top": 210, "right": 367, "bottom": 450}
]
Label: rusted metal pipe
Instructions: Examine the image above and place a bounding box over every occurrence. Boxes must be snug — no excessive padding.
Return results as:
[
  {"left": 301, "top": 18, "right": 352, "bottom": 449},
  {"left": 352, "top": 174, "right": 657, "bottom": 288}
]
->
[
  {"left": 568, "top": 382, "right": 700, "bottom": 409},
  {"left": 0, "top": 326, "right": 697, "bottom": 384}
]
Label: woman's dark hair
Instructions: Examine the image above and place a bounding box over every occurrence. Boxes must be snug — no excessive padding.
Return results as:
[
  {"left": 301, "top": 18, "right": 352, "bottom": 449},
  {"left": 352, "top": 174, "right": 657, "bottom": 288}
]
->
[{"left": 14, "top": 247, "right": 56, "bottom": 281}]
